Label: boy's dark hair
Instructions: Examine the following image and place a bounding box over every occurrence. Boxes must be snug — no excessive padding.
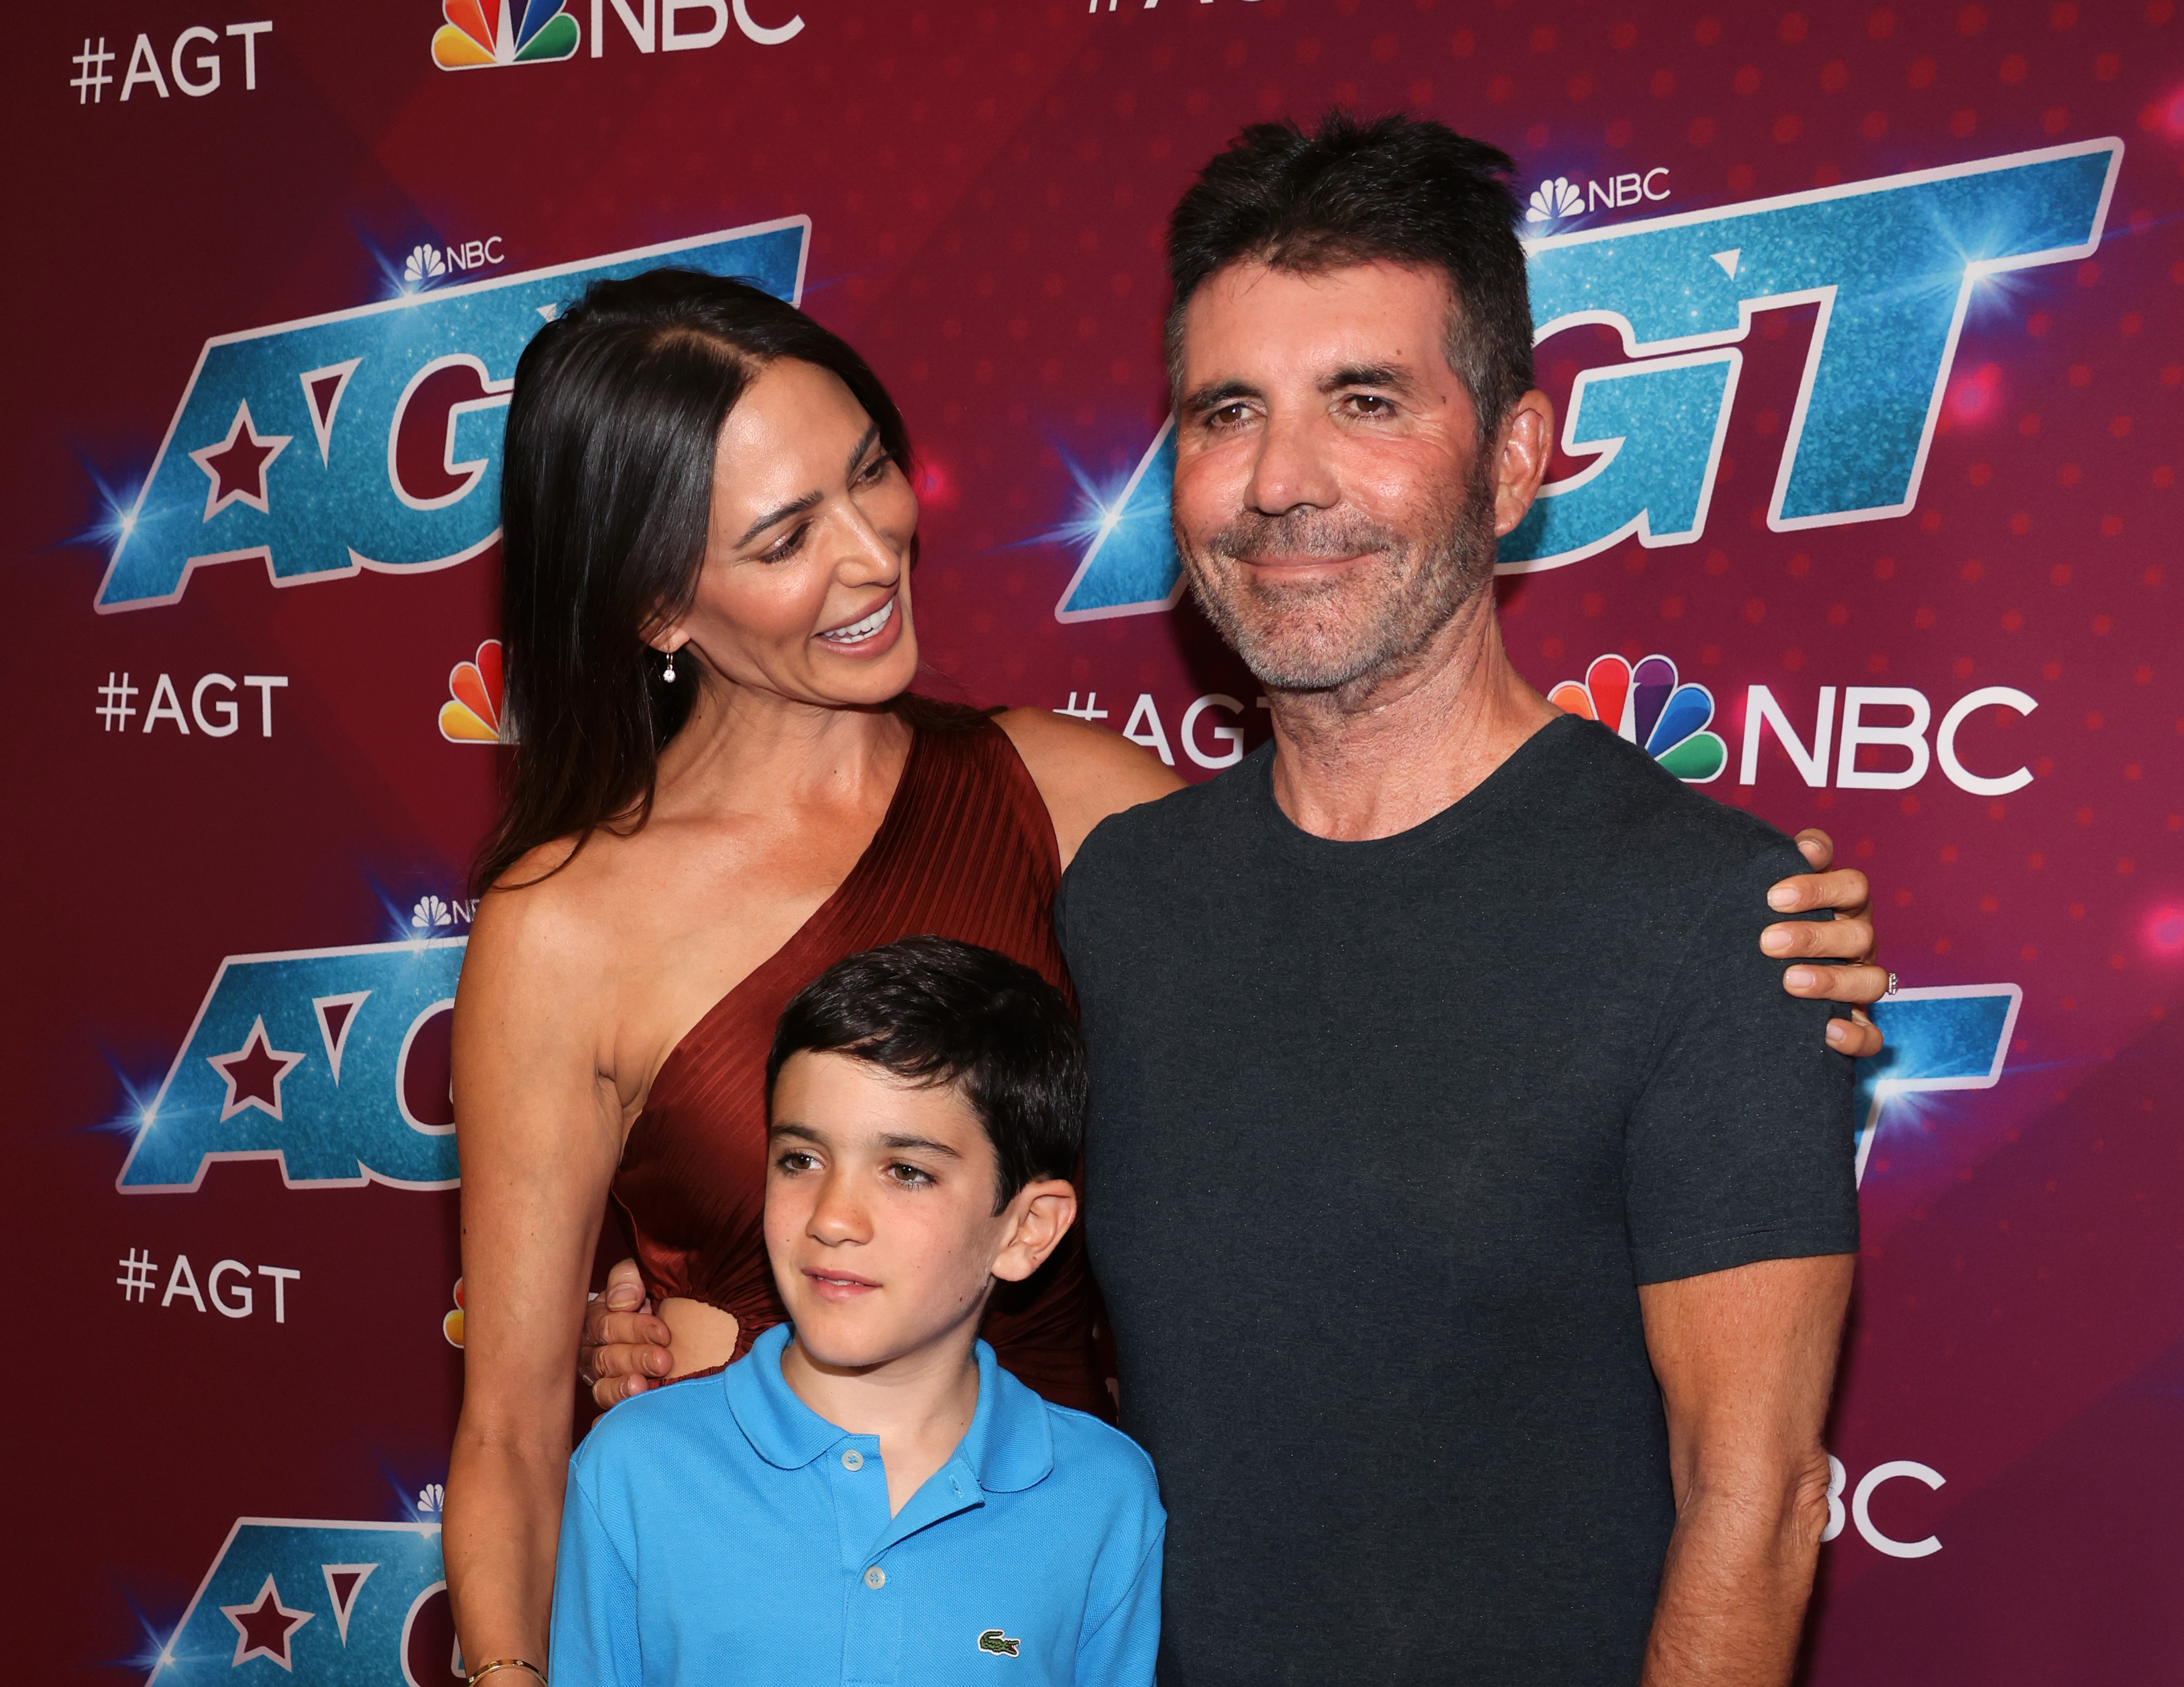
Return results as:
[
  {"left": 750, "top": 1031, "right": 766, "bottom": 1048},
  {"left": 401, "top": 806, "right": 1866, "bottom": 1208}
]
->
[
  {"left": 766, "top": 937, "right": 1085, "bottom": 1214},
  {"left": 1164, "top": 109, "right": 1535, "bottom": 441}
]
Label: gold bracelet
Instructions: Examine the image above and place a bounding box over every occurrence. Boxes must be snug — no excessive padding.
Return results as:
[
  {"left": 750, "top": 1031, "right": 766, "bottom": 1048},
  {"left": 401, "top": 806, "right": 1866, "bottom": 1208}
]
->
[{"left": 467, "top": 1661, "right": 547, "bottom": 1687}]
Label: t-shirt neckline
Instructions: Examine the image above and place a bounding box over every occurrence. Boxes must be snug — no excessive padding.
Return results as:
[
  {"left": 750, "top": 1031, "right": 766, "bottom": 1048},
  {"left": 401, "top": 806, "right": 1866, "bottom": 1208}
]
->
[{"left": 1246, "top": 710, "right": 1580, "bottom": 863}]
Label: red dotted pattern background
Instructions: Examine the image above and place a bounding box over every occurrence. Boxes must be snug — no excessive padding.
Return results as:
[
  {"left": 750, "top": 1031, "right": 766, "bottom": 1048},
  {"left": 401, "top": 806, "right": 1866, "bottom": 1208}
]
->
[{"left": 5, "top": 2, "right": 2179, "bottom": 1680}]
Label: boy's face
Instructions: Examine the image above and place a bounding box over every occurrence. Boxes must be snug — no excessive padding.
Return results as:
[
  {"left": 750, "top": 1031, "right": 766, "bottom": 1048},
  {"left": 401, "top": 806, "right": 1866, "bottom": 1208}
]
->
[{"left": 765, "top": 1051, "right": 1077, "bottom": 1373}]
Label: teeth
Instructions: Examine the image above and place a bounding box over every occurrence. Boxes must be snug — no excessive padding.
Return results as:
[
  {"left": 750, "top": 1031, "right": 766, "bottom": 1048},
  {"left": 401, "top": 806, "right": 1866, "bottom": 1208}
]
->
[{"left": 821, "top": 597, "right": 895, "bottom": 643}]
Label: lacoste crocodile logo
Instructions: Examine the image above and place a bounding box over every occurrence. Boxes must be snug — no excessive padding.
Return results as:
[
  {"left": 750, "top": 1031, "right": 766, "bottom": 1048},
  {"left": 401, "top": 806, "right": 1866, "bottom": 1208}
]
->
[{"left": 977, "top": 1629, "right": 1022, "bottom": 1656}]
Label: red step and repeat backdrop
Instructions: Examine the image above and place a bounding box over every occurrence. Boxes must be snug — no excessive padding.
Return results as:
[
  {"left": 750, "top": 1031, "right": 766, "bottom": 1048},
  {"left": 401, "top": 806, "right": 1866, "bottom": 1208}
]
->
[{"left": 6, "top": 0, "right": 2180, "bottom": 1680}]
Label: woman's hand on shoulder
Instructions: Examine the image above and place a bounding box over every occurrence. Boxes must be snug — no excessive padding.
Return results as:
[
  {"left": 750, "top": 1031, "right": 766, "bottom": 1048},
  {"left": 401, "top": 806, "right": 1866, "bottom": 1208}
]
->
[
  {"left": 1761, "top": 828, "right": 1886, "bottom": 1059},
  {"left": 994, "top": 706, "right": 1185, "bottom": 869}
]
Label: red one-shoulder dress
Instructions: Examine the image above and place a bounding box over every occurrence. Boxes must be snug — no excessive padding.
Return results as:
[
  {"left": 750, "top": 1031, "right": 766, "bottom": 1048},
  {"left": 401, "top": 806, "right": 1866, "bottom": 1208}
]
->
[{"left": 608, "top": 705, "right": 1111, "bottom": 1417}]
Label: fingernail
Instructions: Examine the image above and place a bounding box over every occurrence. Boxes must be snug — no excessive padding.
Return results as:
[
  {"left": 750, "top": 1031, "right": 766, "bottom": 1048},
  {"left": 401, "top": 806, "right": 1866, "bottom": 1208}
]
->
[
  {"left": 1786, "top": 967, "right": 1817, "bottom": 989},
  {"left": 1826, "top": 1021, "right": 1849, "bottom": 1046},
  {"left": 1761, "top": 927, "right": 1792, "bottom": 954},
  {"left": 607, "top": 1286, "right": 639, "bottom": 1308},
  {"left": 1768, "top": 887, "right": 1797, "bottom": 910}
]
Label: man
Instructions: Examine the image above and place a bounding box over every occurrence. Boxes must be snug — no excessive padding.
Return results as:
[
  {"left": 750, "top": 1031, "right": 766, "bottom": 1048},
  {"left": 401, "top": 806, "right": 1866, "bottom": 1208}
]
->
[{"left": 1054, "top": 113, "right": 1861, "bottom": 1686}]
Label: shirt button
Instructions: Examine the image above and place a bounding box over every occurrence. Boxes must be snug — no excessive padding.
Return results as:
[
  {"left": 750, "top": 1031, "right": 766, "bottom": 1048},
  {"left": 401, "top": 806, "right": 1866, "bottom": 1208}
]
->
[
  {"left": 864, "top": 1567, "right": 887, "bottom": 1590},
  {"left": 841, "top": 1450, "right": 864, "bottom": 1472}
]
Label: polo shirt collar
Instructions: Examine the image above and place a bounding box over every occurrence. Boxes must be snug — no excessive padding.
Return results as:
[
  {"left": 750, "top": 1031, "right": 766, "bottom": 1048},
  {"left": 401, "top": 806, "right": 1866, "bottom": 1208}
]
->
[
  {"left": 727, "top": 1323, "right": 1054, "bottom": 1494},
  {"left": 956, "top": 1338, "right": 1054, "bottom": 1493},
  {"left": 727, "top": 1324, "right": 845, "bottom": 1470}
]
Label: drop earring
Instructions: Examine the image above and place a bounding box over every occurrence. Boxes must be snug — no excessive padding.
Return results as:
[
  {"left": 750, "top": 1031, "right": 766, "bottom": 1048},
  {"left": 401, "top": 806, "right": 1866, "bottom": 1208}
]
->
[{"left": 662, "top": 650, "right": 677, "bottom": 683}]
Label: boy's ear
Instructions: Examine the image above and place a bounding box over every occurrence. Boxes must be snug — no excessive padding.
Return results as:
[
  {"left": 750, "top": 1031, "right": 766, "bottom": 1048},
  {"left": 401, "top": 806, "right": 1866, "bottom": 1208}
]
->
[{"left": 990, "top": 1179, "right": 1078, "bottom": 1284}]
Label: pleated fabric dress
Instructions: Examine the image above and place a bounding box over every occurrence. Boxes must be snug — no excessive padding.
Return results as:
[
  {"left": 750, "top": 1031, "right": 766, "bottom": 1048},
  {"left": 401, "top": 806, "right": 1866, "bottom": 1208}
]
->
[{"left": 608, "top": 702, "right": 1111, "bottom": 1418}]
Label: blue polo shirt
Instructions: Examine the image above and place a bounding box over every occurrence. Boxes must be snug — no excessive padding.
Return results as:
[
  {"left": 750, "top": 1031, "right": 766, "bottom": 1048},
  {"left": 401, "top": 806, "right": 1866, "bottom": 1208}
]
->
[{"left": 550, "top": 1323, "right": 1163, "bottom": 1686}]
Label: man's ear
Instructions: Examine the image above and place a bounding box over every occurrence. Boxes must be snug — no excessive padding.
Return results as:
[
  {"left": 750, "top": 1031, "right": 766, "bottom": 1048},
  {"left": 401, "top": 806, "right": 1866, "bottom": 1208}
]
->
[
  {"left": 1490, "top": 388, "right": 1557, "bottom": 538},
  {"left": 990, "top": 1179, "right": 1079, "bottom": 1284}
]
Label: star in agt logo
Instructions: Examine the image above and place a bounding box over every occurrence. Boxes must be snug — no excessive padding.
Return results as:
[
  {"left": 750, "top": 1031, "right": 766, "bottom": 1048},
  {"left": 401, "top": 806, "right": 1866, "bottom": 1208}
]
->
[
  {"left": 1547, "top": 653, "right": 1727, "bottom": 783},
  {"left": 432, "top": 0, "right": 580, "bottom": 68},
  {"left": 140, "top": 1518, "right": 455, "bottom": 1684},
  {"left": 91, "top": 219, "right": 808, "bottom": 613}
]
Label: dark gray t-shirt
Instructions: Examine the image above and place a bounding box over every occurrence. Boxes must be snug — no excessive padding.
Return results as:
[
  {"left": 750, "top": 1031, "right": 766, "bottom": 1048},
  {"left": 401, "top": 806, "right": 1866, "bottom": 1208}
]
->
[{"left": 1057, "top": 714, "right": 1858, "bottom": 1687}]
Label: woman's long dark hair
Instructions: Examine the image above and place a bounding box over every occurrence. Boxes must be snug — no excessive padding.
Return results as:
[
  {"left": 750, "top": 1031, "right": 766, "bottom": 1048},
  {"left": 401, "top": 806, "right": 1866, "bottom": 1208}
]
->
[{"left": 472, "top": 269, "right": 913, "bottom": 897}]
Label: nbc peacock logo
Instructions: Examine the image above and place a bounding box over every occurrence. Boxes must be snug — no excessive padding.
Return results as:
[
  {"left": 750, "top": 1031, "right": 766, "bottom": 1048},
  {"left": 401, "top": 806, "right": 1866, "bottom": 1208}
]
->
[
  {"left": 1549, "top": 653, "right": 1726, "bottom": 782},
  {"left": 1525, "top": 176, "right": 1585, "bottom": 225},
  {"left": 432, "top": 0, "right": 580, "bottom": 69},
  {"left": 439, "top": 639, "right": 505, "bottom": 743}
]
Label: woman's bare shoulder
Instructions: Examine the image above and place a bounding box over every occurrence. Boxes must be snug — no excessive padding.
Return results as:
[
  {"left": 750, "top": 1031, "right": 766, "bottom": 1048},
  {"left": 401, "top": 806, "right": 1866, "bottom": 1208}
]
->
[
  {"left": 464, "top": 832, "right": 638, "bottom": 1001},
  {"left": 991, "top": 706, "right": 1184, "bottom": 867}
]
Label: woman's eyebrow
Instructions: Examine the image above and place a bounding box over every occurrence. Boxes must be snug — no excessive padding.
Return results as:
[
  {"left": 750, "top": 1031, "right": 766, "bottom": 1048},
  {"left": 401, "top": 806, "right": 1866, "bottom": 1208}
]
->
[
  {"left": 738, "top": 489, "right": 822, "bottom": 546},
  {"left": 734, "top": 426, "right": 884, "bottom": 547}
]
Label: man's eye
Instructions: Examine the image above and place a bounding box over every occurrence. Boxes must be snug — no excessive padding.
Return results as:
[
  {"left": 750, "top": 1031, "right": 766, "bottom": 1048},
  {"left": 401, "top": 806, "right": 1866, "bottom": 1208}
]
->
[
  {"left": 774, "top": 1151, "right": 818, "bottom": 1174},
  {"left": 1206, "top": 402, "right": 1252, "bottom": 429},
  {"left": 1345, "top": 394, "right": 1394, "bottom": 416},
  {"left": 885, "top": 1162, "right": 935, "bottom": 1188}
]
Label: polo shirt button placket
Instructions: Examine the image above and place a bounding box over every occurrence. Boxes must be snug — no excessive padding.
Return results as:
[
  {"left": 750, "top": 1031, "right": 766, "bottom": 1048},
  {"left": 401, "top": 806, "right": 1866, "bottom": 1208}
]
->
[{"left": 864, "top": 1566, "right": 887, "bottom": 1589}]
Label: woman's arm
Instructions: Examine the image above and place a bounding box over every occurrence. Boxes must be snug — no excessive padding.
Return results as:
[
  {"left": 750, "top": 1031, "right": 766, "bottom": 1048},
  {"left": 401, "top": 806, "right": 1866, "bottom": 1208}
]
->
[
  {"left": 444, "top": 876, "right": 630, "bottom": 1669},
  {"left": 998, "top": 707, "right": 1892, "bottom": 1056},
  {"left": 992, "top": 706, "right": 1184, "bottom": 869}
]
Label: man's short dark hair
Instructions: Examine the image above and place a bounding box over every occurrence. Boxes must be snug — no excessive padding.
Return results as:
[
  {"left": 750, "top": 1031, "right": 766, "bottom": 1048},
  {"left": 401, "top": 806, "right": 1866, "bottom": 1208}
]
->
[
  {"left": 1164, "top": 109, "right": 1535, "bottom": 440},
  {"left": 766, "top": 937, "right": 1085, "bottom": 1213}
]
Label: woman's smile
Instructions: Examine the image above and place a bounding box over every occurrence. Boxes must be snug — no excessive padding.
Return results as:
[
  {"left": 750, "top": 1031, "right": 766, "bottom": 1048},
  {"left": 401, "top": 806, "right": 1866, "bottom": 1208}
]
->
[{"left": 814, "top": 592, "right": 900, "bottom": 655}]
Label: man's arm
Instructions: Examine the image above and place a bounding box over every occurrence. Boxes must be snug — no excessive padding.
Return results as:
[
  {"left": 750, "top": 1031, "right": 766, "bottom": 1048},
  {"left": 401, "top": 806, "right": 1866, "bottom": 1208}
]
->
[{"left": 1637, "top": 1253, "right": 1854, "bottom": 1687}]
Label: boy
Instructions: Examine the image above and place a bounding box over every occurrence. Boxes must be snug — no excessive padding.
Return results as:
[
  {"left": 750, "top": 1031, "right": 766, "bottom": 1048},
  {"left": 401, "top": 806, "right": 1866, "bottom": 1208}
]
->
[{"left": 548, "top": 937, "right": 1164, "bottom": 1685}]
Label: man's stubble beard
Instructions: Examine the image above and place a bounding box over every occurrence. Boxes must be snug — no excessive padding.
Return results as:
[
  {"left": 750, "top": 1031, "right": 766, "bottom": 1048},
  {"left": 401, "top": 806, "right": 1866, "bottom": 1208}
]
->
[{"left": 1179, "top": 449, "right": 1502, "bottom": 698}]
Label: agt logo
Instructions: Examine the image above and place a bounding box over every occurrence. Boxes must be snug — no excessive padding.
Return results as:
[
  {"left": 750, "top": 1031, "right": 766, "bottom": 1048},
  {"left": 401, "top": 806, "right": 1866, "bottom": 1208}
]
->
[
  {"left": 69, "top": 21, "right": 271, "bottom": 105},
  {"left": 142, "top": 1518, "right": 456, "bottom": 1684},
  {"left": 1525, "top": 167, "right": 1672, "bottom": 227},
  {"left": 116, "top": 937, "right": 468, "bottom": 1192},
  {"left": 93, "top": 218, "right": 807, "bottom": 613},
  {"left": 1058, "top": 140, "right": 2122, "bottom": 618}
]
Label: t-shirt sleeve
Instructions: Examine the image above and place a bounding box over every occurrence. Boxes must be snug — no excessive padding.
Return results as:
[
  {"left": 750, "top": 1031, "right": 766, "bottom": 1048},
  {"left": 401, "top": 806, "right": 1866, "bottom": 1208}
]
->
[
  {"left": 548, "top": 1455, "right": 643, "bottom": 1687},
  {"left": 1624, "top": 837, "right": 1859, "bottom": 1284}
]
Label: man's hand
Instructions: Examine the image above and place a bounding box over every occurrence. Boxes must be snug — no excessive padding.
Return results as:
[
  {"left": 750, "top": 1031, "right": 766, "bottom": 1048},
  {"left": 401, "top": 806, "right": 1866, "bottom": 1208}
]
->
[
  {"left": 1763, "top": 829, "right": 1885, "bottom": 1058},
  {"left": 578, "top": 1259, "right": 676, "bottom": 1411}
]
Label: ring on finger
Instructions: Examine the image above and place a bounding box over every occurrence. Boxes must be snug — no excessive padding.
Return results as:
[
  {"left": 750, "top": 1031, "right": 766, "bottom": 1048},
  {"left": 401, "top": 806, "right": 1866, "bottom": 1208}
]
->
[{"left": 1885, "top": 971, "right": 1899, "bottom": 996}]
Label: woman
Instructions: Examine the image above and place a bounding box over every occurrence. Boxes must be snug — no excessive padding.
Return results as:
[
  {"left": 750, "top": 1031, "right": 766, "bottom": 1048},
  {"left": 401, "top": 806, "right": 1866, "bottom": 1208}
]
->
[{"left": 443, "top": 269, "right": 1884, "bottom": 1673}]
